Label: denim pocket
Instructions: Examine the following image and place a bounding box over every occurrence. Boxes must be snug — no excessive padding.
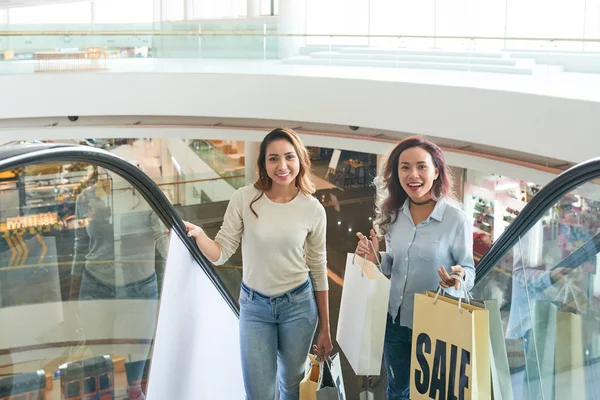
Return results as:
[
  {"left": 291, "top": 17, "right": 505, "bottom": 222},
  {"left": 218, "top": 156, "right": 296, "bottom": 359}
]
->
[
  {"left": 134, "top": 282, "right": 159, "bottom": 300},
  {"left": 131, "top": 275, "right": 158, "bottom": 300},
  {"left": 291, "top": 284, "right": 314, "bottom": 303},
  {"left": 239, "top": 289, "right": 250, "bottom": 303}
]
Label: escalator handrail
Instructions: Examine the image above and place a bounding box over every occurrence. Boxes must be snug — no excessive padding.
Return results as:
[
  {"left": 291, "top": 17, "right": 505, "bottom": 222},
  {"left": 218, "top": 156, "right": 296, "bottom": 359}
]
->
[
  {"left": 475, "top": 155, "right": 600, "bottom": 284},
  {"left": 0, "top": 144, "right": 240, "bottom": 317}
]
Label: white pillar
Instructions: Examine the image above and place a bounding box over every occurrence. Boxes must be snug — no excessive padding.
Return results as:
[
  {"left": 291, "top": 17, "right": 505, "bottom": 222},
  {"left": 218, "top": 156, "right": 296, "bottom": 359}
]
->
[
  {"left": 89, "top": 0, "right": 97, "bottom": 50},
  {"left": 152, "top": 0, "right": 163, "bottom": 58},
  {"left": 90, "top": 0, "right": 95, "bottom": 22},
  {"left": 153, "top": 0, "right": 164, "bottom": 22},
  {"left": 247, "top": 0, "right": 260, "bottom": 17},
  {"left": 3, "top": 10, "right": 11, "bottom": 53},
  {"left": 245, "top": 141, "right": 261, "bottom": 185},
  {"left": 278, "top": 0, "right": 307, "bottom": 59},
  {"left": 0, "top": 9, "right": 9, "bottom": 25},
  {"left": 376, "top": 154, "right": 385, "bottom": 175},
  {"left": 184, "top": 0, "right": 194, "bottom": 20}
]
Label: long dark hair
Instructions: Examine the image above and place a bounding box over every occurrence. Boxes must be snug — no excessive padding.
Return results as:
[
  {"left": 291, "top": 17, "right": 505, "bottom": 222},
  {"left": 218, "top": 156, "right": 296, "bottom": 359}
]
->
[
  {"left": 250, "top": 128, "right": 315, "bottom": 217},
  {"left": 373, "top": 136, "right": 453, "bottom": 236}
]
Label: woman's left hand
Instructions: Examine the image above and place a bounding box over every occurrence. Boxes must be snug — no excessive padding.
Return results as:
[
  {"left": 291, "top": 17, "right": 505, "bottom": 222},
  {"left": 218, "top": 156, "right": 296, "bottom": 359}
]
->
[
  {"left": 438, "top": 265, "right": 465, "bottom": 290},
  {"left": 313, "top": 329, "right": 333, "bottom": 361}
]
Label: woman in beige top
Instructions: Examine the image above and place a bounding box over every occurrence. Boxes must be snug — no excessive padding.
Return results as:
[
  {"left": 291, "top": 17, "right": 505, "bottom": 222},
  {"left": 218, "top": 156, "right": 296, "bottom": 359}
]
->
[{"left": 184, "top": 128, "right": 332, "bottom": 400}]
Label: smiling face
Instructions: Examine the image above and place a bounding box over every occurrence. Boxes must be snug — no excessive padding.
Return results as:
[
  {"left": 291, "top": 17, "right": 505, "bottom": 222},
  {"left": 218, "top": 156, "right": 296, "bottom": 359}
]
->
[
  {"left": 397, "top": 146, "right": 439, "bottom": 202},
  {"left": 265, "top": 139, "right": 300, "bottom": 188}
]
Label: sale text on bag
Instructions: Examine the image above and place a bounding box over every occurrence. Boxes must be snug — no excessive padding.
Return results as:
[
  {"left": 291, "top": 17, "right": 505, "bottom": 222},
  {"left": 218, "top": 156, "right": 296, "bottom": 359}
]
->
[{"left": 413, "top": 333, "right": 470, "bottom": 400}]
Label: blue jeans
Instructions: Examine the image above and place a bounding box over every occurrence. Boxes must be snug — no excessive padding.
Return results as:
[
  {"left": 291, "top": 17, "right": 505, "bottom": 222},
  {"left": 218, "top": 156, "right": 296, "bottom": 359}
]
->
[
  {"left": 239, "top": 279, "right": 318, "bottom": 400},
  {"left": 384, "top": 313, "right": 412, "bottom": 400},
  {"left": 78, "top": 269, "right": 158, "bottom": 385},
  {"left": 79, "top": 269, "right": 159, "bottom": 300}
]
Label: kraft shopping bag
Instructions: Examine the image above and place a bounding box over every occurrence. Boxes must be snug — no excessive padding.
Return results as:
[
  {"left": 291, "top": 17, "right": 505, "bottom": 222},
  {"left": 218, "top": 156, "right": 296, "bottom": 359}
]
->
[
  {"left": 300, "top": 355, "right": 320, "bottom": 400},
  {"left": 438, "top": 292, "right": 512, "bottom": 399},
  {"left": 554, "top": 279, "right": 587, "bottom": 399},
  {"left": 411, "top": 289, "right": 491, "bottom": 400}
]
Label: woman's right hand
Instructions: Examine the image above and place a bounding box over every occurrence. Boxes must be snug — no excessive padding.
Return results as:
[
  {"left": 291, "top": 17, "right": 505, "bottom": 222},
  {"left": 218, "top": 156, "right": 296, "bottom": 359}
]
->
[
  {"left": 183, "top": 220, "right": 203, "bottom": 238},
  {"left": 356, "top": 229, "right": 379, "bottom": 264},
  {"left": 183, "top": 220, "right": 221, "bottom": 262}
]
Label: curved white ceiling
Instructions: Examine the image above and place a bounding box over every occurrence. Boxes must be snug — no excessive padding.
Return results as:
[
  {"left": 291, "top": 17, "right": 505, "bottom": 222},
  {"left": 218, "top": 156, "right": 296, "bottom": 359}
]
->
[{"left": 1, "top": 70, "right": 598, "bottom": 165}]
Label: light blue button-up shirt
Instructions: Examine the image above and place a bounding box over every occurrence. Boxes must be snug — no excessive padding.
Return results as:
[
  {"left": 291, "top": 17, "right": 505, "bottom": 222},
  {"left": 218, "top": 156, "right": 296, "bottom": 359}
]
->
[{"left": 380, "top": 197, "right": 475, "bottom": 327}]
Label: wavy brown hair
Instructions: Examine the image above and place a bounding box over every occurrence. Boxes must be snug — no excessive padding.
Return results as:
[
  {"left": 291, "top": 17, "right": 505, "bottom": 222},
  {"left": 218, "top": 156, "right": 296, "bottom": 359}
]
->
[
  {"left": 373, "top": 136, "right": 453, "bottom": 237},
  {"left": 250, "top": 128, "right": 315, "bottom": 217}
]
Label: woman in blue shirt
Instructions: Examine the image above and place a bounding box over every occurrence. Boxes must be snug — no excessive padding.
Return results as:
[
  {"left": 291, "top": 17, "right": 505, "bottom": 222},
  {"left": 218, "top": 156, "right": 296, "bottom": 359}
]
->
[{"left": 356, "top": 136, "right": 475, "bottom": 400}]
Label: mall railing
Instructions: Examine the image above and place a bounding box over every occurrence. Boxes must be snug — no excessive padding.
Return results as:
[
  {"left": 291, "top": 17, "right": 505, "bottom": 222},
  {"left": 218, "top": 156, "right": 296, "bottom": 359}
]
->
[
  {"left": 1, "top": 23, "right": 600, "bottom": 76},
  {"left": 189, "top": 139, "right": 246, "bottom": 190},
  {"left": 112, "top": 172, "right": 245, "bottom": 208}
]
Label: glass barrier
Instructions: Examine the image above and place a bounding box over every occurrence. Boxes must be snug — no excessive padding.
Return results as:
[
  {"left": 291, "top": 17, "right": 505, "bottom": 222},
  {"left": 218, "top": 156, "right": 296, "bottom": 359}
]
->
[
  {"left": 189, "top": 139, "right": 246, "bottom": 190},
  {"left": 0, "top": 159, "right": 171, "bottom": 399},
  {"left": 111, "top": 173, "right": 244, "bottom": 208},
  {"left": 104, "top": 166, "right": 246, "bottom": 306},
  {"left": 0, "top": 21, "right": 598, "bottom": 79},
  {"left": 0, "top": 22, "right": 279, "bottom": 69},
  {"left": 472, "top": 179, "right": 600, "bottom": 399}
]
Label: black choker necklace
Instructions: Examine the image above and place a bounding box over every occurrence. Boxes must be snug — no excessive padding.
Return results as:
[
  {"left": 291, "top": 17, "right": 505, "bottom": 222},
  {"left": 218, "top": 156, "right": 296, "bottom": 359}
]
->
[{"left": 410, "top": 198, "right": 434, "bottom": 206}]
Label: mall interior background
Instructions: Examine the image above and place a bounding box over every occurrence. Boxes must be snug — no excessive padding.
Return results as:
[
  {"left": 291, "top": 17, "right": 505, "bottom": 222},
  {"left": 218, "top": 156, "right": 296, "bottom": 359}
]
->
[{"left": 1, "top": 0, "right": 600, "bottom": 398}]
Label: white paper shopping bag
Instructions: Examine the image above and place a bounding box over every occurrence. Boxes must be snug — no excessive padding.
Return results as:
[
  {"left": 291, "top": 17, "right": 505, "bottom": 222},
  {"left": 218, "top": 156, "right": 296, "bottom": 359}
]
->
[
  {"left": 316, "top": 353, "right": 346, "bottom": 400},
  {"left": 336, "top": 252, "right": 390, "bottom": 376}
]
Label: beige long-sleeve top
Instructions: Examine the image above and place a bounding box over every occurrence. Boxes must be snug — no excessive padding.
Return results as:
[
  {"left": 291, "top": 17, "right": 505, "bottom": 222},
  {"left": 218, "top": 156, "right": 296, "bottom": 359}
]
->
[{"left": 214, "top": 184, "right": 328, "bottom": 296}]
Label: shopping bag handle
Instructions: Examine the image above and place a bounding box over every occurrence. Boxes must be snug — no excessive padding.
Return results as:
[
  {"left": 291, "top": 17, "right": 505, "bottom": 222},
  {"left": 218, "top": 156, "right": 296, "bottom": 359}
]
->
[
  {"left": 555, "top": 277, "right": 583, "bottom": 312},
  {"left": 352, "top": 239, "right": 383, "bottom": 275},
  {"left": 314, "top": 354, "right": 334, "bottom": 371},
  {"left": 555, "top": 278, "right": 570, "bottom": 304},
  {"left": 432, "top": 272, "right": 471, "bottom": 312}
]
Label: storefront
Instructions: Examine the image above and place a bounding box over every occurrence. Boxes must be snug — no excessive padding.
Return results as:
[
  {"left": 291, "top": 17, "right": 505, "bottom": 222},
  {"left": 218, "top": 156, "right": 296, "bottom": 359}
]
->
[{"left": 463, "top": 170, "right": 542, "bottom": 261}]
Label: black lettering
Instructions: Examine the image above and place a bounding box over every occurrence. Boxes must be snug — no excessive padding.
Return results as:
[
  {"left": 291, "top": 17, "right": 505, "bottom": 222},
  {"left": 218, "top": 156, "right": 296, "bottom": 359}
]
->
[
  {"left": 414, "top": 333, "right": 431, "bottom": 394},
  {"left": 448, "top": 345, "right": 458, "bottom": 400},
  {"left": 459, "top": 349, "right": 471, "bottom": 400},
  {"left": 336, "top": 376, "right": 344, "bottom": 400},
  {"left": 429, "top": 340, "right": 447, "bottom": 400}
]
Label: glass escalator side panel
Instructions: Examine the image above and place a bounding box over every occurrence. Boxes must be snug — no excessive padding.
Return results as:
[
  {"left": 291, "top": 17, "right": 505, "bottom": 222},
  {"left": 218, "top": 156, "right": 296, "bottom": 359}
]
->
[
  {"left": 472, "top": 180, "right": 600, "bottom": 400},
  {"left": 0, "top": 161, "right": 171, "bottom": 399}
]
